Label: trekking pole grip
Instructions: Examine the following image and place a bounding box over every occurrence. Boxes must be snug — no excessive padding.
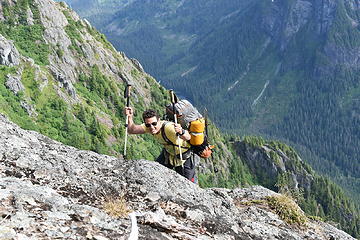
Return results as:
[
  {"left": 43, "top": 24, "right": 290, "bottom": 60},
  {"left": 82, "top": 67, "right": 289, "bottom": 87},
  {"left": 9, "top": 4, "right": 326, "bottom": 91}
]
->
[
  {"left": 125, "top": 84, "right": 132, "bottom": 107},
  {"left": 169, "top": 90, "right": 177, "bottom": 123},
  {"left": 170, "top": 90, "right": 175, "bottom": 104}
]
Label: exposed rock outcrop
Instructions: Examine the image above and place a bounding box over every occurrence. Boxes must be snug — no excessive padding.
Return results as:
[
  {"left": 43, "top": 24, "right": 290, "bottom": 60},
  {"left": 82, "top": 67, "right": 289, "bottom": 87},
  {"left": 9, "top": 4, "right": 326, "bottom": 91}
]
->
[
  {"left": 234, "top": 140, "right": 314, "bottom": 192},
  {"left": 50, "top": 66, "right": 77, "bottom": 100},
  {"left": 0, "top": 114, "right": 355, "bottom": 239},
  {"left": 284, "top": 1, "right": 313, "bottom": 38},
  {"left": 131, "top": 58, "right": 144, "bottom": 72},
  {"left": 5, "top": 72, "right": 24, "bottom": 94},
  {"left": 0, "top": 34, "right": 20, "bottom": 67}
]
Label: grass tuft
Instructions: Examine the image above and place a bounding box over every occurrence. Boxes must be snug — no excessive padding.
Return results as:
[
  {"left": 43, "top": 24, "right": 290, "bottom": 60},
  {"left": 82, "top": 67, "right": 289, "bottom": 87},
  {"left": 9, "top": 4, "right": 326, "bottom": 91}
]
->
[
  {"left": 266, "top": 195, "right": 307, "bottom": 226},
  {"left": 103, "top": 196, "right": 131, "bottom": 218}
]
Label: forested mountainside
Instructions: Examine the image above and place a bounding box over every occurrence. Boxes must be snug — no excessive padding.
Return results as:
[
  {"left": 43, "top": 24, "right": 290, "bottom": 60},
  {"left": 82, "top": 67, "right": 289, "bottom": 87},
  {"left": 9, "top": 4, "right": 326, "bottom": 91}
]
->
[
  {"left": 62, "top": 0, "right": 360, "bottom": 208},
  {"left": 1, "top": 0, "right": 360, "bottom": 237}
]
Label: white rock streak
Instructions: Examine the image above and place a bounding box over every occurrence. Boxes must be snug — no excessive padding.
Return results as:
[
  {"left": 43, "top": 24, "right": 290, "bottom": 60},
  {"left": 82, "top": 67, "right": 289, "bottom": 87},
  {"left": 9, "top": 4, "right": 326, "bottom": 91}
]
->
[
  {"left": 181, "top": 65, "right": 198, "bottom": 77},
  {"left": 252, "top": 80, "right": 270, "bottom": 106},
  {"left": 228, "top": 64, "right": 250, "bottom": 91}
]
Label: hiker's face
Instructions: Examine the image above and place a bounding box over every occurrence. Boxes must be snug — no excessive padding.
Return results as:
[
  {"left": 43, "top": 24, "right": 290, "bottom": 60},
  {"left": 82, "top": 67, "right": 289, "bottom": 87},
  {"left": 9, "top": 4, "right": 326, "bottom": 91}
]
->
[{"left": 144, "top": 116, "right": 160, "bottom": 134}]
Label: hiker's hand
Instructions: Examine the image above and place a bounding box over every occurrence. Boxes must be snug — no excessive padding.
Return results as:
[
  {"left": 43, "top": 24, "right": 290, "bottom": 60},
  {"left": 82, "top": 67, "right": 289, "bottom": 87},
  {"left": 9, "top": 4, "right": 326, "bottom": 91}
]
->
[
  {"left": 174, "top": 123, "right": 190, "bottom": 140},
  {"left": 124, "top": 107, "right": 133, "bottom": 117},
  {"left": 174, "top": 123, "right": 183, "bottom": 135}
]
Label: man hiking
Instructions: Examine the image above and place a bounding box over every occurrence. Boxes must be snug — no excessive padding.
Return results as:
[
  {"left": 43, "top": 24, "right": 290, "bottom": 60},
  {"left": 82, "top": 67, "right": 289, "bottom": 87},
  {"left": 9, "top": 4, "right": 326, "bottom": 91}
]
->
[{"left": 124, "top": 107, "right": 197, "bottom": 182}]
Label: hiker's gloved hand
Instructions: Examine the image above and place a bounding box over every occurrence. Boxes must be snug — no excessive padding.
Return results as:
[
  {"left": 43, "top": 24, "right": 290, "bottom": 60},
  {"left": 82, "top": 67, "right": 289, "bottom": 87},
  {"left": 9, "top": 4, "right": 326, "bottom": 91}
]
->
[{"left": 124, "top": 107, "right": 133, "bottom": 117}]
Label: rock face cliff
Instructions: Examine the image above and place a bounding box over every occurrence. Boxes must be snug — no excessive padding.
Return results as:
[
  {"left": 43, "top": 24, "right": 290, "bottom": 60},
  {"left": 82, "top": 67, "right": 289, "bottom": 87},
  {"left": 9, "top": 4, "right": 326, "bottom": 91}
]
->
[
  {"left": 234, "top": 139, "right": 314, "bottom": 192},
  {"left": 0, "top": 115, "right": 355, "bottom": 239}
]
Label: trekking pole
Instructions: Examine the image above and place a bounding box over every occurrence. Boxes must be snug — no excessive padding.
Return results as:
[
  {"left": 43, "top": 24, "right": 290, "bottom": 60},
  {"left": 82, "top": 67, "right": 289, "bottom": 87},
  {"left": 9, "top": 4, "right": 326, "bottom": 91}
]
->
[
  {"left": 170, "top": 90, "right": 183, "bottom": 162},
  {"left": 124, "top": 84, "right": 132, "bottom": 160}
]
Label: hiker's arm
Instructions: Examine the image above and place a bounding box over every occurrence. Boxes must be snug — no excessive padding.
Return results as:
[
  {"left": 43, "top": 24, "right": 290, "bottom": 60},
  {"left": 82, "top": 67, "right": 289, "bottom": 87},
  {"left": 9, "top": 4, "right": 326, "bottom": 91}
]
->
[
  {"left": 174, "top": 124, "right": 191, "bottom": 141},
  {"left": 125, "top": 107, "right": 146, "bottom": 134}
]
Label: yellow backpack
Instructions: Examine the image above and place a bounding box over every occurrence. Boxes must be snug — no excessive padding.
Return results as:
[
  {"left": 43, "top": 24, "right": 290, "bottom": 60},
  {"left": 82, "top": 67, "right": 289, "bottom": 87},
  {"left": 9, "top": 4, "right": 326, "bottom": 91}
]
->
[
  {"left": 188, "top": 118, "right": 205, "bottom": 145},
  {"left": 165, "top": 100, "right": 214, "bottom": 158}
]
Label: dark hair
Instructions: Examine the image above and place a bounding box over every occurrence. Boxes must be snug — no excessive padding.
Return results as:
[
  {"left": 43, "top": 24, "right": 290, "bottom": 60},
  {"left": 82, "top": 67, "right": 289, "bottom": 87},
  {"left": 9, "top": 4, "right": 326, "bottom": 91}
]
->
[{"left": 142, "top": 109, "right": 159, "bottom": 121}]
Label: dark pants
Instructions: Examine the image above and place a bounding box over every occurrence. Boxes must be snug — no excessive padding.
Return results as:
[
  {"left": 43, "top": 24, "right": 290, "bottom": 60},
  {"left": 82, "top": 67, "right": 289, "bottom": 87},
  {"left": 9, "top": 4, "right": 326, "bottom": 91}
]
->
[{"left": 156, "top": 149, "right": 196, "bottom": 183}]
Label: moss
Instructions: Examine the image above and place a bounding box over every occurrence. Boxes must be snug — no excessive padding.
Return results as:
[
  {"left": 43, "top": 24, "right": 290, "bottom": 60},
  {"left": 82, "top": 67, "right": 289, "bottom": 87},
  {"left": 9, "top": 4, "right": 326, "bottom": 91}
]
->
[
  {"left": 307, "top": 215, "right": 324, "bottom": 221},
  {"left": 0, "top": 23, "right": 50, "bottom": 65},
  {"left": 0, "top": 65, "right": 38, "bottom": 130},
  {"left": 56, "top": 43, "right": 64, "bottom": 58},
  {"left": 235, "top": 199, "right": 266, "bottom": 206},
  {"left": 62, "top": 10, "right": 86, "bottom": 56},
  {"left": 58, "top": 1, "right": 67, "bottom": 9},
  {"left": 130, "top": 69, "right": 140, "bottom": 78}
]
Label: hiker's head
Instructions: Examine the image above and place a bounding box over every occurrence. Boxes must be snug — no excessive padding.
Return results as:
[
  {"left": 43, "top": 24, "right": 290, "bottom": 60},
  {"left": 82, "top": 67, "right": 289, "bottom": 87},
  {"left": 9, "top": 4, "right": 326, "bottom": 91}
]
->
[
  {"left": 143, "top": 109, "right": 161, "bottom": 134},
  {"left": 142, "top": 109, "right": 159, "bottom": 121}
]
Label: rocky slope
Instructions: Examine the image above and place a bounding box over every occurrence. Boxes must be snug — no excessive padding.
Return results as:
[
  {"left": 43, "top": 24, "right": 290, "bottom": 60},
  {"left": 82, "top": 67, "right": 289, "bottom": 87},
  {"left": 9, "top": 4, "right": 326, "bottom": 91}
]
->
[{"left": 0, "top": 115, "right": 356, "bottom": 239}]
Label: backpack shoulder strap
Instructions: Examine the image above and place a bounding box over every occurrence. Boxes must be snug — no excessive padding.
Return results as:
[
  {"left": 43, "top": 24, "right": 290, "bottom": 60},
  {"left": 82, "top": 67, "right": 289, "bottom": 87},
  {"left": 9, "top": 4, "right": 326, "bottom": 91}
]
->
[
  {"left": 160, "top": 121, "right": 190, "bottom": 151},
  {"left": 161, "top": 121, "right": 174, "bottom": 146}
]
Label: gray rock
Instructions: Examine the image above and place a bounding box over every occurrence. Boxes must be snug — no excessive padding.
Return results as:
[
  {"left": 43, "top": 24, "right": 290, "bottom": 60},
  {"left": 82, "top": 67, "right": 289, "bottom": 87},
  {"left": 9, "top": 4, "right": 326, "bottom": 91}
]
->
[
  {"left": 26, "top": 7, "right": 34, "bottom": 25},
  {"left": 20, "top": 101, "right": 37, "bottom": 117},
  {"left": 36, "top": 0, "right": 69, "bottom": 29},
  {"left": 0, "top": 226, "right": 16, "bottom": 240},
  {"left": 131, "top": 58, "right": 144, "bottom": 72},
  {"left": 50, "top": 66, "right": 77, "bottom": 99},
  {"left": 0, "top": 34, "right": 20, "bottom": 66},
  {"left": 5, "top": 73, "right": 24, "bottom": 94},
  {"left": 284, "top": 1, "right": 313, "bottom": 38},
  {"left": 234, "top": 141, "right": 314, "bottom": 192},
  {"left": 0, "top": 114, "right": 355, "bottom": 240}
]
